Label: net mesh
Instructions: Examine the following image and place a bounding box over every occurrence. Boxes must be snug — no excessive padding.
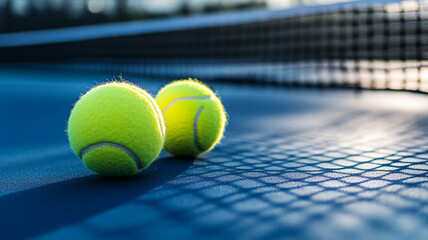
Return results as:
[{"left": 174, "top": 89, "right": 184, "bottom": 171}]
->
[{"left": 1, "top": 0, "right": 428, "bottom": 92}]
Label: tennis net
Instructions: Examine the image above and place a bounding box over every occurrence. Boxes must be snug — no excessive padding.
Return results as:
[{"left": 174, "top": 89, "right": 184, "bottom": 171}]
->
[{"left": 0, "top": 0, "right": 427, "bottom": 92}]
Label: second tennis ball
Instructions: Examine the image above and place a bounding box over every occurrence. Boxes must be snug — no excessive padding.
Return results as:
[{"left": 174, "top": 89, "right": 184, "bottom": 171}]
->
[
  {"left": 68, "top": 81, "right": 165, "bottom": 176},
  {"left": 156, "top": 79, "right": 227, "bottom": 157}
]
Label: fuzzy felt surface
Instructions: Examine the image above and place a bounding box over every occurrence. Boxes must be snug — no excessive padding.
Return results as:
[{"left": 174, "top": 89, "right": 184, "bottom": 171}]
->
[
  {"left": 156, "top": 79, "right": 227, "bottom": 157},
  {"left": 82, "top": 146, "right": 139, "bottom": 176},
  {"left": 68, "top": 82, "right": 164, "bottom": 176}
]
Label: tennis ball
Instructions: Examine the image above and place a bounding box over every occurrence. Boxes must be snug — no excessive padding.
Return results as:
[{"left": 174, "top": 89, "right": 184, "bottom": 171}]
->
[
  {"left": 155, "top": 79, "right": 227, "bottom": 157},
  {"left": 67, "top": 81, "right": 165, "bottom": 177}
]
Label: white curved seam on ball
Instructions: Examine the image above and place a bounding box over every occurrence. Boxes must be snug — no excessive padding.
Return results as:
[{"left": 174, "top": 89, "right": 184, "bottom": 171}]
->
[
  {"left": 134, "top": 89, "right": 165, "bottom": 138},
  {"left": 145, "top": 97, "right": 165, "bottom": 137},
  {"left": 79, "top": 142, "right": 143, "bottom": 169},
  {"left": 161, "top": 96, "right": 213, "bottom": 113},
  {"left": 194, "top": 106, "right": 204, "bottom": 152}
]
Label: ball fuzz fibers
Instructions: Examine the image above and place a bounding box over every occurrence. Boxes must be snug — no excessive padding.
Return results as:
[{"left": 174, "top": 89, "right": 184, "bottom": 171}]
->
[
  {"left": 155, "top": 79, "right": 227, "bottom": 157},
  {"left": 67, "top": 81, "right": 165, "bottom": 177}
]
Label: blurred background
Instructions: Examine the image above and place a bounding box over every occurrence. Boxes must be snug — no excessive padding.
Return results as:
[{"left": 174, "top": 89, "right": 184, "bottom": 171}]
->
[
  {"left": 2, "top": 0, "right": 426, "bottom": 93},
  {"left": 0, "top": 0, "right": 353, "bottom": 33}
]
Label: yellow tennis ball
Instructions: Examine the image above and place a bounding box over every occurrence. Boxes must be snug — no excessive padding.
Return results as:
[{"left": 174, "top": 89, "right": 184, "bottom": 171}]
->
[
  {"left": 67, "top": 81, "right": 165, "bottom": 176},
  {"left": 155, "top": 79, "right": 227, "bottom": 157}
]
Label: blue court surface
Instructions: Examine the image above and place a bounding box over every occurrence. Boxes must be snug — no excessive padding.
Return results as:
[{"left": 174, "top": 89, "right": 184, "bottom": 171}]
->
[{"left": 1, "top": 68, "right": 428, "bottom": 240}]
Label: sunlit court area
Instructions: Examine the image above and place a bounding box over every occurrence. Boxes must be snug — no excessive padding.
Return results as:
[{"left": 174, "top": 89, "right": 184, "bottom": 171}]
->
[{"left": 1, "top": 0, "right": 428, "bottom": 240}]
